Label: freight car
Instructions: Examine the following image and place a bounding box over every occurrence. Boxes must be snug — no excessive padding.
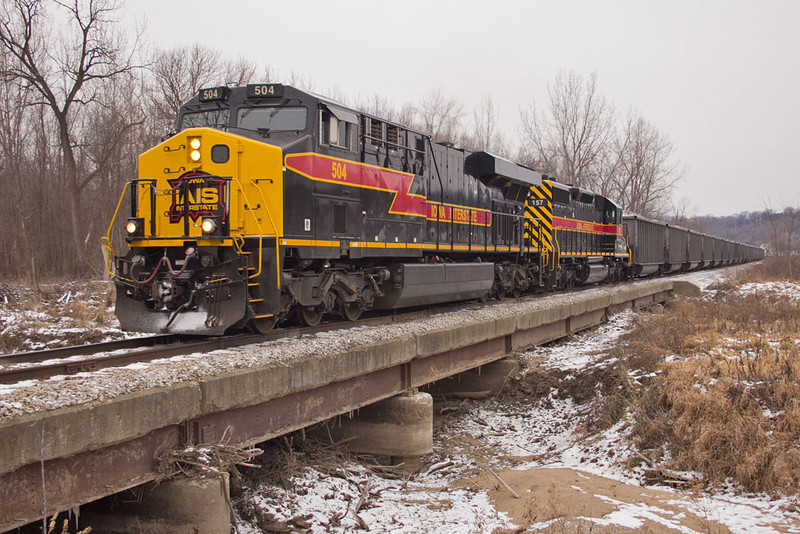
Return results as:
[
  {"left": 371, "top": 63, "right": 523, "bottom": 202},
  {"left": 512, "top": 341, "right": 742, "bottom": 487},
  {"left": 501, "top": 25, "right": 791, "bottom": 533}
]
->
[
  {"left": 623, "top": 215, "right": 764, "bottom": 275},
  {"left": 102, "top": 83, "right": 761, "bottom": 335}
]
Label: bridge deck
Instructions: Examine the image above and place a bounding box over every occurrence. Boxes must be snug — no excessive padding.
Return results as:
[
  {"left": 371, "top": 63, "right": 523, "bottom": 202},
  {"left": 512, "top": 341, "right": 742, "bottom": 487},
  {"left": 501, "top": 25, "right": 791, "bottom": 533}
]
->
[{"left": 0, "top": 279, "right": 686, "bottom": 532}]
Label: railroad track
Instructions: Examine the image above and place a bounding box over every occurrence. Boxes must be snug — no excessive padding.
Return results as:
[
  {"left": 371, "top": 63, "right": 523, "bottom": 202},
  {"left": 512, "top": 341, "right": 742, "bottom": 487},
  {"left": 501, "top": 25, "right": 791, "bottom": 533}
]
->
[
  {"left": 0, "top": 296, "right": 523, "bottom": 385},
  {"left": 3, "top": 267, "right": 712, "bottom": 387}
]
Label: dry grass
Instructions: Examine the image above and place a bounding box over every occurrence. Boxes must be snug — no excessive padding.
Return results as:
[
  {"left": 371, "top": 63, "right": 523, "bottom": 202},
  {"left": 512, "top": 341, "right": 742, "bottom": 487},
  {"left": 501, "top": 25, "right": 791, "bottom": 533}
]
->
[
  {"left": 746, "top": 256, "right": 800, "bottom": 282},
  {"left": 626, "top": 268, "right": 800, "bottom": 494},
  {"left": 0, "top": 280, "right": 122, "bottom": 353}
]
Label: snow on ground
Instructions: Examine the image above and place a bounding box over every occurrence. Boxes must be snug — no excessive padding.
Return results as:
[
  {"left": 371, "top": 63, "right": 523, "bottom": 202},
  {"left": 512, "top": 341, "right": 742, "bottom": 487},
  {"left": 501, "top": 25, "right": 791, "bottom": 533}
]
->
[
  {"left": 5, "top": 267, "right": 800, "bottom": 532},
  {"left": 0, "top": 281, "right": 133, "bottom": 352},
  {"left": 237, "top": 460, "right": 516, "bottom": 534},
  {"left": 738, "top": 280, "right": 800, "bottom": 302},
  {"left": 672, "top": 263, "right": 750, "bottom": 290},
  {"left": 235, "top": 267, "right": 800, "bottom": 533}
]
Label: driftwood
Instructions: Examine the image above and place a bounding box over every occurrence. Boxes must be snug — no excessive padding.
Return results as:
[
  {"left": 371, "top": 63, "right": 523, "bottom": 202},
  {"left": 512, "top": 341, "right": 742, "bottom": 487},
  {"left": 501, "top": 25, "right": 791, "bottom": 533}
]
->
[
  {"left": 156, "top": 443, "right": 263, "bottom": 481},
  {"left": 424, "top": 460, "right": 455, "bottom": 476},
  {"left": 644, "top": 467, "right": 701, "bottom": 488},
  {"left": 353, "top": 478, "right": 372, "bottom": 515},
  {"left": 634, "top": 450, "right": 654, "bottom": 466},
  {"left": 481, "top": 464, "right": 520, "bottom": 499}
]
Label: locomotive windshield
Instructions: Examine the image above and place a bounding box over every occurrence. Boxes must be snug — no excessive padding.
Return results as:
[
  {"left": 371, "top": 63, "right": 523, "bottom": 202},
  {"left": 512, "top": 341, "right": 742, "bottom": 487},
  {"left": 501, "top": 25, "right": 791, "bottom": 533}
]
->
[
  {"left": 237, "top": 106, "right": 307, "bottom": 133},
  {"left": 181, "top": 109, "right": 230, "bottom": 130}
]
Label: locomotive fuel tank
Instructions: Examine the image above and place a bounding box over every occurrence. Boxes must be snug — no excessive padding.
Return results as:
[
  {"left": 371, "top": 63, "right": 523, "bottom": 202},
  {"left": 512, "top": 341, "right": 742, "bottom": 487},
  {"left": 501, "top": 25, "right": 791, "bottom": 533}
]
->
[{"left": 371, "top": 262, "right": 494, "bottom": 310}]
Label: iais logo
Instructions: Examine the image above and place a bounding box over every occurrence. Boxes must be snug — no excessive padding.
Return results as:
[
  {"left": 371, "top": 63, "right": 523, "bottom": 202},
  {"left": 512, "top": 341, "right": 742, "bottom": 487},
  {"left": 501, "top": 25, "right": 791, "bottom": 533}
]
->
[{"left": 167, "top": 171, "right": 227, "bottom": 223}]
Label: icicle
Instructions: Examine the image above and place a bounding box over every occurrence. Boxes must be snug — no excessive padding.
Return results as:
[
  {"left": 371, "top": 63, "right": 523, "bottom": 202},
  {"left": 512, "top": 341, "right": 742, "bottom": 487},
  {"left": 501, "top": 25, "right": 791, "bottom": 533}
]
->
[
  {"left": 40, "top": 418, "right": 47, "bottom": 532},
  {"left": 71, "top": 506, "right": 80, "bottom": 530}
]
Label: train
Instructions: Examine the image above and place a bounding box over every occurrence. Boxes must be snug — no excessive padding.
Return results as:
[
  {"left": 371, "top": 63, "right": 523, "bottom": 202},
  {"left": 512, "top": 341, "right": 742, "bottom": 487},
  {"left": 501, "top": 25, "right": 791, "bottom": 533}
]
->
[{"left": 102, "top": 83, "right": 764, "bottom": 335}]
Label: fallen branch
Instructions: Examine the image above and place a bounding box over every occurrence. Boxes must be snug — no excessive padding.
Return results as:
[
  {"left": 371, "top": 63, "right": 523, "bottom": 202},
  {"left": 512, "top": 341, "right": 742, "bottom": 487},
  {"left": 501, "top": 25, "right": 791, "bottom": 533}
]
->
[
  {"left": 424, "top": 460, "right": 455, "bottom": 476},
  {"left": 634, "top": 450, "right": 654, "bottom": 466},
  {"left": 481, "top": 464, "right": 520, "bottom": 499},
  {"left": 156, "top": 443, "right": 263, "bottom": 481},
  {"left": 353, "top": 478, "right": 372, "bottom": 515}
]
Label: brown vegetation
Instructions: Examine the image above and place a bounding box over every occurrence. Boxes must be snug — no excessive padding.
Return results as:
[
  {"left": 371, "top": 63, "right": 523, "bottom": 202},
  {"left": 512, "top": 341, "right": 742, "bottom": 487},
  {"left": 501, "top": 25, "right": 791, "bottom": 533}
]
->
[
  {"left": 623, "top": 265, "right": 800, "bottom": 494},
  {"left": 0, "top": 280, "right": 122, "bottom": 353}
]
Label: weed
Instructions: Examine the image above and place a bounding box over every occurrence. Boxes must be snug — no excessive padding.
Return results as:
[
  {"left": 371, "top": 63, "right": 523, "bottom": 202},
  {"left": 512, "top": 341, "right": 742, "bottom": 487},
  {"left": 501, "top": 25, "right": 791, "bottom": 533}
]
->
[
  {"left": 625, "top": 271, "right": 800, "bottom": 494},
  {"left": 0, "top": 280, "right": 124, "bottom": 353}
]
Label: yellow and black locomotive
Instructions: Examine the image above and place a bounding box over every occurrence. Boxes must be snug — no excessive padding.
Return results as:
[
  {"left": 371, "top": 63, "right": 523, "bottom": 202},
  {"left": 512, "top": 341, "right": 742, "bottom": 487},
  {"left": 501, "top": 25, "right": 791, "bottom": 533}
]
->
[{"left": 101, "top": 83, "right": 646, "bottom": 334}]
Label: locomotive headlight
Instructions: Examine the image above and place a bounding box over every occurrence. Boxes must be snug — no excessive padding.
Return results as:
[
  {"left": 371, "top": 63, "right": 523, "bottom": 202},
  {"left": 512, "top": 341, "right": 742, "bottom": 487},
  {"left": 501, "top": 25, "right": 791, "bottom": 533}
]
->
[
  {"left": 201, "top": 218, "right": 218, "bottom": 235},
  {"left": 125, "top": 217, "right": 144, "bottom": 238},
  {"left": 190, "top": 149, "right": 201, "bottom": 162},
  {"left": 189, "top": 137, "right": 201, "bottom": 150}
]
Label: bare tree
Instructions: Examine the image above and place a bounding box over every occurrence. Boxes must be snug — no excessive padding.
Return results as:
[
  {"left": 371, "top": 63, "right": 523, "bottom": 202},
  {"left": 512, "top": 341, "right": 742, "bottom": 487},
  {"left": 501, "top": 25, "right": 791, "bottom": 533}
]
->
[
  {"left": 0, "top": 0, "right": 139, "bottom": 265},
  {"left": 764, "top": 200, "right": 800, "bottom": 277},
  {"left": 611, "top": 110, "right": 683, "bottom": 217},
  {"left": 519, "top": 71, "right": 615, "bottom": 188},
  {"left": 0, "top": 50, "right": 35, "bottom": 277},
  {"left": 670, "top": 197, "right": 705, "bottom": 231},
  {"left": 414, "top": 88, "right": 463, "bottom": 144},
  {"left": 458, "top": 95, "right": 513, "bottom": 158},
  {"left": 322, "top": 85, "right": 350, "bottom": 107},
  {"left": 148, "top": 45, "right": 263, "bottom": 135},
  {"left": 285, "top": 70, "right": 315, "bottom": 92},
  {"left": 396, "top": 102, "right": 416, "bottom": 131},
  {"left": 472, "top": 95, "right": 497, "bottom": 151},
  {"left": 357, "top": 93, "right": 398, "bottom": 122},
  {"left": 148, "top": 43, "right": 224, "bottom": 132},
  {"left": 223, "top": 55, "right": 257, "bottom": 86}
]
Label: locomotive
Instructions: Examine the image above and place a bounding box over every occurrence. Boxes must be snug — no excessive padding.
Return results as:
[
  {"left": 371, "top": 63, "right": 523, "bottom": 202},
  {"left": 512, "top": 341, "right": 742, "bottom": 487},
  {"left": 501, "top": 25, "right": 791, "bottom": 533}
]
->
[{"left": 102, "top": 83, "right": 762, "bottom": 335}]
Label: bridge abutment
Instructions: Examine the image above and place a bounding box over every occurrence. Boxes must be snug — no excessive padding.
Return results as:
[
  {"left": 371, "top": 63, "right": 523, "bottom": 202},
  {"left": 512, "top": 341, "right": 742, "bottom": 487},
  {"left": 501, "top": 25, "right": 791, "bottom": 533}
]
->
[
  {"left": 82, "top": 473, "right": 230, "bottom": 533},
  {"left": 429, "top": 357, "right": 521, "bottom": 399},
  {"left": 329, "top": 391, "right": 433, "bottom": 472}
]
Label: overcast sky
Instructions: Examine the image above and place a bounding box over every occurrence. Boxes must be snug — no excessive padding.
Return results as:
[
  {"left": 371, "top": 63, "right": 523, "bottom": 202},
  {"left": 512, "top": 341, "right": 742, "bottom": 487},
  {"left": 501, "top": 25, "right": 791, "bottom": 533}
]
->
[{"left": 124, "top": 0, "right": 799, "bottom": 217}]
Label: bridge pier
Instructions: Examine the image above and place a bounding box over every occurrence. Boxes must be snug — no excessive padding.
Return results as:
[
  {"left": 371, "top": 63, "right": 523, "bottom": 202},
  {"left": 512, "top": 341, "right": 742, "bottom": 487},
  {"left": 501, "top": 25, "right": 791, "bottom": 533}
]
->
[
  {"left": 428, "top": 357, "right": 520, "bottom": 399},
  {"left": 82, "top": 473, "right": 230, "bottom": 533},
  {"left": 329, "top": 390, "right": 433, "bottom": 472}
]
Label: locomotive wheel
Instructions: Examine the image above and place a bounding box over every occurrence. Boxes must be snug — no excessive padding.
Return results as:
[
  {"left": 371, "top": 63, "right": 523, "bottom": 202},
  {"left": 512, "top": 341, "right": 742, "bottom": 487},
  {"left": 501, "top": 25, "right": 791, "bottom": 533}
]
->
[
  {"left": 253, "top": 316, "right": 278, "bottom": 334},
  {"left": 297, "top": 306, "right": 324, "bottom": 327},
  {"left": 341, "top": 302, "right": 363, "bottom": 322}
]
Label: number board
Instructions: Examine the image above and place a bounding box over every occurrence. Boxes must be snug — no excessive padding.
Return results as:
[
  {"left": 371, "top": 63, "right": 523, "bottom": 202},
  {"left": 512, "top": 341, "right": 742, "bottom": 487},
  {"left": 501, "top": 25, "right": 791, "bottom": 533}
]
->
[
  {"left": 198, "top": 86, "right": 229, "bottom": 102},
  {"left": 247, "top": 83, "right": 284, "bottom": 99}
]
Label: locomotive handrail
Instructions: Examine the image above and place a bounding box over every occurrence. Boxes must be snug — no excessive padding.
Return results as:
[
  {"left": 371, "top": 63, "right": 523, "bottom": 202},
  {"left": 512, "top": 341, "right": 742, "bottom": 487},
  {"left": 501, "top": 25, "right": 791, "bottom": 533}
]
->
[
  {"left": 101, "top": 180, "right": 134, "bottom": 276},
  {"left": 553, "top": 229, "right": 561, "bottom": 270},
  {"left": 362, "top": 133, "right": 426, "bottom": 155},
  {"left": 248, "top": 178, "right": 283, "bottom": 290},
  {"left": 426, "top": 137, "right": 447, "bottom": 250},
  {"left": 228, "top": 177, "right": 265, "bottom": 282},
  {"left": 623, "top": 236, "right": 632, "bottom": 266}
]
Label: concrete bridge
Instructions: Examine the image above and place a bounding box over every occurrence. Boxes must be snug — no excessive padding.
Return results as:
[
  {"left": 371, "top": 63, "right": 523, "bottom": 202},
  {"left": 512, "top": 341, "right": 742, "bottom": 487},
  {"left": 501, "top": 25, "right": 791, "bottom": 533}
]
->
[{"left": 0, "top": 279, "right": 690, "bottom": 532}]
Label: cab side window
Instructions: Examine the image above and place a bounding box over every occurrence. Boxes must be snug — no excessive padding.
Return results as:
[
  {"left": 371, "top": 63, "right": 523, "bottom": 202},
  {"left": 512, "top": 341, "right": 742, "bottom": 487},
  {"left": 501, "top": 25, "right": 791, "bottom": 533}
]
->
[{"left": 320, "top": 107, "right": 358, "bottom": 151}]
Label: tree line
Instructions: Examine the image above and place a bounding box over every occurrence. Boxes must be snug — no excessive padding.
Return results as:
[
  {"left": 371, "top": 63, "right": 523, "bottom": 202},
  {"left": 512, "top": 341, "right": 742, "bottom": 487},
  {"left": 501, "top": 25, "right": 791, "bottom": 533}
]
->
[{"left": 0, "top": 0, "right": 684, "bottom": 280}]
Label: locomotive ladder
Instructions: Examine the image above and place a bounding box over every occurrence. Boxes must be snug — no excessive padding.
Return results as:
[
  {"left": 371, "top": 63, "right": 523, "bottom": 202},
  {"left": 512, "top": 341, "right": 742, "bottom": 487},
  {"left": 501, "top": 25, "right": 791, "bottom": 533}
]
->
[{"left": 229, "top": 178, "right": 281, "bottom": 326}]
